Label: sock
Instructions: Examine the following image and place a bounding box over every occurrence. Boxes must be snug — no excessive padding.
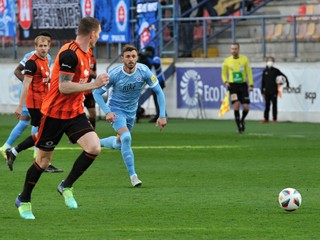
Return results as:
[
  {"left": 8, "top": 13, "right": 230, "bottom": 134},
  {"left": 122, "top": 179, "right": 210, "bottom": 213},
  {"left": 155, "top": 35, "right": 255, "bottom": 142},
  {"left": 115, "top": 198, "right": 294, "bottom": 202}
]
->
[
  {"left": 241, "top": 110, "right": 249, "bottom": 122},
  {"left": 31, "top": 126, "right": 38, "bottom": 135},
  {"left": 19, "top": 161, "right": 45, "bottom": 202},
  {"left": 234, "top": 110, "right": 241, "bottom": 129},
  {"left": 100, "top": 136, "right": 121, "bottom": 149},
  {"left": 89, "top": 117, "right": 96, "bottom": 129},
  {"left": 63, "top": 151, "right": 97, "bottom": 188},
  {"left": 120, "top": 131, "right": 136, "bottom": 177},
  {"left": 6, "top": 120, "right": 29, "bottom": 146},
  {"left": 14, "top": 134, "right": 37, "bottom": 154}
]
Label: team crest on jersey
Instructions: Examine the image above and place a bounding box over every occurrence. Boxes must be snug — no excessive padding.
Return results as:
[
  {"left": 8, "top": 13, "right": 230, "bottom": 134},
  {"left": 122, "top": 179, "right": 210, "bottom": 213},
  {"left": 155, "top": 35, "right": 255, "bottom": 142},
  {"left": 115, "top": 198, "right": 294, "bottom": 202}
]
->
[
  {"left": 136, "top": 77, "right": 142, "bottom": 82},
  {"left": 84, "top": 69, "right": 89, "bottom": 77},
  {"left": 151, "top": 74, "right": 156, "bottom": 83}
]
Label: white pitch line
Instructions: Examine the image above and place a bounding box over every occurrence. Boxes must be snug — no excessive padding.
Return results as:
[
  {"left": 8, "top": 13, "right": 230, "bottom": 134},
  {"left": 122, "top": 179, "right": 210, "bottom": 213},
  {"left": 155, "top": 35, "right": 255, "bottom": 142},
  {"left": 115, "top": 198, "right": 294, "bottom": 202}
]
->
[{"left": 26, "top": 145, "right": 244, "bottom": 151}]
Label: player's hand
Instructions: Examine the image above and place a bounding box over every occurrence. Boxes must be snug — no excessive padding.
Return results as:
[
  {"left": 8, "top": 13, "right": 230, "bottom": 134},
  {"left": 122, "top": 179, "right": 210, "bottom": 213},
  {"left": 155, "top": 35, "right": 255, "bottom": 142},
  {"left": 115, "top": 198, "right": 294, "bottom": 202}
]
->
[
  {"left": 156, "top": 117, "right": 167, "bottom": 132},
  {"left": 106, "top": 112, "right": 118, "bottom": 123},
  {"left": 95, "top": 73, "right": 110, "bottom": 88},
  {"left": 14, "top": 106, "right": 23, "bottom": 119}
]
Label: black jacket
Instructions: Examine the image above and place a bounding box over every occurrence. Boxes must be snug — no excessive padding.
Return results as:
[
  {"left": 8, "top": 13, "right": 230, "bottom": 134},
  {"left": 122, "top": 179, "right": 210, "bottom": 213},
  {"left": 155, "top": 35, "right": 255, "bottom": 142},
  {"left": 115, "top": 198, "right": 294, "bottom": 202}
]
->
[{"left": 261, "top": 66, "right": 289, "bottom": 95}]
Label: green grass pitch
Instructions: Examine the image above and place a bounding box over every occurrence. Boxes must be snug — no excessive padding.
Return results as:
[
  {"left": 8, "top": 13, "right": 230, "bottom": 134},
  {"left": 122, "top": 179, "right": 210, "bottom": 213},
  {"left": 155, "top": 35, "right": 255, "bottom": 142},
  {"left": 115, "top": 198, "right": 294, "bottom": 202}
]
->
[{"left": 0, "top": 114, "right": 319, "bottom": 239}]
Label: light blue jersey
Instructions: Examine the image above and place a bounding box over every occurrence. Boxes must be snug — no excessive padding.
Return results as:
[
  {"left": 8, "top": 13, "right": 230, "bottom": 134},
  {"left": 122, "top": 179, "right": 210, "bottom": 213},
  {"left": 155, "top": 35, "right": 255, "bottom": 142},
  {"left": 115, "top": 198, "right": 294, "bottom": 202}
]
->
[{"left": 102, "top": 63, "right": 158, "bottom": 119}]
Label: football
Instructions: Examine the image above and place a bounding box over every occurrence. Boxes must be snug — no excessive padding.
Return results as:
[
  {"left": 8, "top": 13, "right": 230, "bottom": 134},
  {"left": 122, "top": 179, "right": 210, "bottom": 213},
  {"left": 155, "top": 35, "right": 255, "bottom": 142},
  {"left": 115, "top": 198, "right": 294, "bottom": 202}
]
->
[
  {"left": 276, "top": 75, "right": 286, "bottom": 85},
  {"left": 278, "top": 188, "right": 302, "bottom": 211}
]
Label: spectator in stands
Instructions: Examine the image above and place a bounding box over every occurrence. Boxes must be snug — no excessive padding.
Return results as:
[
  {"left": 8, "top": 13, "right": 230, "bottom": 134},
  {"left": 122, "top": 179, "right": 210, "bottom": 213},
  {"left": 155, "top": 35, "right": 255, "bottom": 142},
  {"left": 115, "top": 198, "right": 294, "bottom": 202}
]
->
[
  {"left": 179, "top": 0, "right": 194, "bottom": 57},
  {"left": 136, "top": 46, "right": 166, "bottom": 123},
  {"left": 221, "top": 42, "right": 253, "bottom": 134},
  {"left": 261, "top": 56, "right": 289, "bottom": 123},
  {"left": 196, "top": 0, "right": 218, "bottom": 17}
]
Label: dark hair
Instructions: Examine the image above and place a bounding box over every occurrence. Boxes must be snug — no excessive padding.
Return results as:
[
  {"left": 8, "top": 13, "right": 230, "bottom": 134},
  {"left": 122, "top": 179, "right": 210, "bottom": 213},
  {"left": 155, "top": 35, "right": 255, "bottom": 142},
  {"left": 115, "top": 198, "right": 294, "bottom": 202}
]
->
[
  {"left": 266, "top": 56, "right": 275, "bottom": 62},
  {"left": 38, "top": 31, "right": 52, "bottom": 39},
  {"left": 144, "top": 46, "right": 155, "bottom": 56},
  {"left": 122, "top": 44, "right": 138, "bottom": 56},
  {"left": 78, "top": 17, "right": 100, "bottom": 36},
  {"left": 231, "top": 42, "right": 240, "bottom": 47}
]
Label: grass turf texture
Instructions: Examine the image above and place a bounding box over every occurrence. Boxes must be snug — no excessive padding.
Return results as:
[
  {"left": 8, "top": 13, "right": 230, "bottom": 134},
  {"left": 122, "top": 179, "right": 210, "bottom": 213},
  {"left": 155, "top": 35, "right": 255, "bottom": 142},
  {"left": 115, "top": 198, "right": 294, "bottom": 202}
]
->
[{"left": 0, "top": 114, "right": 319, "bottom": 239}]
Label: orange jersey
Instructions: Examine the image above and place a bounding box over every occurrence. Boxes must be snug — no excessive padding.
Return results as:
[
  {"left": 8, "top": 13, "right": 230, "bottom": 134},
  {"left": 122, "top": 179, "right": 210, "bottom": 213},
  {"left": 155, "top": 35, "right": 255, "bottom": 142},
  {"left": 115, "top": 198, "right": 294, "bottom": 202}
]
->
[
  {"left": 41, "top": 41, "right": 91, "bottom": 119},
  {"left": 84, "top": 50, "right": 97, "bottom": 96},
  {"left": 24, "top": 54, "right": 50, "bottom": 109}
]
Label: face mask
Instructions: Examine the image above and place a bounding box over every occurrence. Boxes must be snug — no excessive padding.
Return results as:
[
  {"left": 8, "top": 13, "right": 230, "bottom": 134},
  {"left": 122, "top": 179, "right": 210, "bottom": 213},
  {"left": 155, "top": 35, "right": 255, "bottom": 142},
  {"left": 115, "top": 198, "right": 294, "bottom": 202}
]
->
[{"left": 266, "top": 61, "right": 274, "bottom": 67}]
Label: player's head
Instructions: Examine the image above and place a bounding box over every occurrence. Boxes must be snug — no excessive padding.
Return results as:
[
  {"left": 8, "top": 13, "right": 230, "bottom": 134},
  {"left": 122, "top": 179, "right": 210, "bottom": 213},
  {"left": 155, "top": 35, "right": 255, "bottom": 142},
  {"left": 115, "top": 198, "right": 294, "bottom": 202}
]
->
[
  {"left": 266, "top": 56, "right": 275, "bottom": 68},
  {"left": 34, "top": 35, "right": 50, "bottom": 59},
  {"left": 230, "top": 42, "right": 240, "bottom": 58},
  {"left": 38, "top": 31, "right": 52, "bottom": 46},
  {"left": 78, "top": 17, "right": 101, "bottom": 48},
  {"left": 121, "top": 44, "right": 138, "bottom": 73},
  {"left": 144, "top": 46, "right": 155, "bottom": 57}
]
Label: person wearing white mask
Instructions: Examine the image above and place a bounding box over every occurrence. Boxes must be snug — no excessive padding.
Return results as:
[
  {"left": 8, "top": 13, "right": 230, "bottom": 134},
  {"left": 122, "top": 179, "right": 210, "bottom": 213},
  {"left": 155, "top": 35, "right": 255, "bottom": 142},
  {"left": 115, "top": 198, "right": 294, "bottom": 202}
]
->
[{"left": 261, "top": 56, "right": 289, "bottom": 123}]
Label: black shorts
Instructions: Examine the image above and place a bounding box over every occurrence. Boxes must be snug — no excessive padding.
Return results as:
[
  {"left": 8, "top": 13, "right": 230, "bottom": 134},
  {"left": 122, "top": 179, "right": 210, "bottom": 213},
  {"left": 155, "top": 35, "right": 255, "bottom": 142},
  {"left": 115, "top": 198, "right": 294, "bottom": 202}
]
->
[
  {"left": 229, "top": 83, "right": 250, "bottom": 104},
  {"left": 28, "top": 108, "right": 42, "bottom": 127},
  {"left": 35, "top": 113, "right": 94, "bottom": 151},
  {"left": 84, "top": 93, "right": 95, "bottom": 109}
]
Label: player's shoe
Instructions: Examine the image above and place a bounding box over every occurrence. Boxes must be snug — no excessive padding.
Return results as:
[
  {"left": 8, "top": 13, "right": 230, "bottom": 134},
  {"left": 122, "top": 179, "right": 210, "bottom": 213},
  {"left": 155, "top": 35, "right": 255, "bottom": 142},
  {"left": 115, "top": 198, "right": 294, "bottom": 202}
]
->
[
  {"left": 57, "top": 181, "right": 78, "bottom": 209},
  {"left": 45, "top": 164, "right": 64, "bottom": 173},
  {"left": 5, "top": 148, "right": 16, "bottom": 171},
  {"left": 240, "top": 121, "right": 245, "bottom": 133},
  {"left": 0, "top": 145, "right": 8, "bottom": 160},
  {"left": 130, "top": 174, "right": 142, "bottom": 187},
  {"left": 15, "top": 196, "right": 35, "bottom": 220}
]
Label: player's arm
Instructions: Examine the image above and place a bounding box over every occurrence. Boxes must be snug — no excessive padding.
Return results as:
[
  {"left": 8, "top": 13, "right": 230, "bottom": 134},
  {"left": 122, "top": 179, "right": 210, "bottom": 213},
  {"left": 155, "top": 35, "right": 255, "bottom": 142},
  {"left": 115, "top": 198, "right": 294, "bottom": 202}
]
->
[
  {"left": 15, "top": 60, "right": 36, "bottom": 117},
  {"left": 245, "top": 58, "right": 254, "bottom": 87},
  {"left": 152, "top": 84, "right": 166, "bottom": 118},
  {"left": 278, "top": 69, "right": 290, "bottom": 88},
  {"left": 14, "top": 64, "right": 25, "bottom": 82},
  {"left": 221, "top": 60, "right": 229, "bottom": 83},
  {"left": 93, "top": 87, "right": 110, "bottom": 114},
  {"left": 58, "top": 50, "right": 108, "bottom": 94}
]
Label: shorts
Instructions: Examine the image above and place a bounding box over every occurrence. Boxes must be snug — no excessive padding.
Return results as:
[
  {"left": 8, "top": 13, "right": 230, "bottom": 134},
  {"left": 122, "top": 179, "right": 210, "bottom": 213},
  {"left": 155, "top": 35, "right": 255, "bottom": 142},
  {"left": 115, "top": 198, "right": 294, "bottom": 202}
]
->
[
  {"left": 36, "top": 113, "right": 94, "bottom": 151},
  {"left": 84, "top": 93, "right": 95, "bottom": 109},
  {"left": 28, "top": 108, "right": 42, "bottom": 127},
  {"left": 111, "top": 110, "right": 135, "bottom": 132},
  {"left": 229, "top": 83, "right": 250, "bottom": 104}
]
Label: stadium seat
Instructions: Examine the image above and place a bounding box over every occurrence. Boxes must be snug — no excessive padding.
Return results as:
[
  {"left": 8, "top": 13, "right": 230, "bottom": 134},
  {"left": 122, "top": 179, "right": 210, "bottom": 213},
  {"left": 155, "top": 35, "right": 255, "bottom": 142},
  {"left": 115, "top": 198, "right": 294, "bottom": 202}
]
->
[
  {"left": 270, "top": 23, "right": 283, "bottom": 41},
  {"left": 311, "top": 22, "right": 320, "bottom": 40},
  {"left": 296, "top": 22, "right": 308, "bottom": 41},
  {"left": 301, "top": 22, "right": 316, "bottom": 40},
  {"left": 278, "top": 23, "right": 291, "bottom": 40},
  {"left": 264, "top": 24, "right": 275, "bottom": 41},
  {"left": 312, "top": 4, "right": 320, "bottom": 20}
]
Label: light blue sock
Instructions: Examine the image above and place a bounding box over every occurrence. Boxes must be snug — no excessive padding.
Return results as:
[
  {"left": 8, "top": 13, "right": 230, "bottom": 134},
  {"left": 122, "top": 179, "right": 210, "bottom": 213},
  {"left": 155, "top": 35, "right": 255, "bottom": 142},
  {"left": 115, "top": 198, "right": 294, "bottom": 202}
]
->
[
  {"left": 6, "top": 120, "right": 29, "bottom": 146},
  {"left": 120, "top": 131, "right": 135, "bottom": 177},
  {"left": 31, "top": 126, "right": 38, "bottom": 135},
  {"left": 31, "top": 126, "right": 38, "bottom": 152},
  {"left": 100, "top": 136, "right": 121, "bottom": 149}
]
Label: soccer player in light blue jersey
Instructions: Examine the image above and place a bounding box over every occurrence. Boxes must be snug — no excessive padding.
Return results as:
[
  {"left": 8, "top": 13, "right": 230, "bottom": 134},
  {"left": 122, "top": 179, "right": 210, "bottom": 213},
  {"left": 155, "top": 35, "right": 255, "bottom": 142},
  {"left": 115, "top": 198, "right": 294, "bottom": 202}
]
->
[{"left": 93, "top": 44, "right": 167, "bottom": 187}]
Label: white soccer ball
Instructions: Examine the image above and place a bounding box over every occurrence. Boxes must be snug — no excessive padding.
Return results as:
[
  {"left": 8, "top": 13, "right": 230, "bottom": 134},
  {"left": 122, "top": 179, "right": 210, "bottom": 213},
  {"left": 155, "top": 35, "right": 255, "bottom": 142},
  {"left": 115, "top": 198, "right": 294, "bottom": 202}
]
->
[
  {"left": 278, "top": 188, "right": 302, "bottom": 211},
  {"left": 276, "top": 75, "right": 286, "bottom": 85}
]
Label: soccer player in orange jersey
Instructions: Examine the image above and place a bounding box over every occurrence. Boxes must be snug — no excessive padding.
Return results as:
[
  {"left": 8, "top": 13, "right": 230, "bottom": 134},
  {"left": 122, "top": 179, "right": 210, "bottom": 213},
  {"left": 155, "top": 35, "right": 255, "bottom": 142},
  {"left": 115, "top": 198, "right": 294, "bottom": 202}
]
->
[
  {"left": 5, "top": 36, "right": 51, "bottom": 171},
  {"left": 15, "top": 17, "right": 110, "bottom": 220}
]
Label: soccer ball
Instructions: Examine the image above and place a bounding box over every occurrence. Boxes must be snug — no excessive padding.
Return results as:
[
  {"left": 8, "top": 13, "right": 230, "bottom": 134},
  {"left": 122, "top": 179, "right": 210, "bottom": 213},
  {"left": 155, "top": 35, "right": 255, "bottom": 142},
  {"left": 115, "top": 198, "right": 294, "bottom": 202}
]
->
[
  {"left": 278, "top": 188, "right": 302, "bottom": 211},
  {"left": 276, "top": 75, "right": 286, "bottom": 85}
]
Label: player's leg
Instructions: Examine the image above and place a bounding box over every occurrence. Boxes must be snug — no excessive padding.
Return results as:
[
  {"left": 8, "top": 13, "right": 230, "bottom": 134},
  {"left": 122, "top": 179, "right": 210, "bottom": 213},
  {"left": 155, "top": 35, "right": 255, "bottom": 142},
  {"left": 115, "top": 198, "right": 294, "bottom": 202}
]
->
[
  {"left": 264, "top": 94, "right": 271, "bottom": 122},
  {"left": 15, "top": 114, "right": 60, "bottom": 220},
  {"left": 100, "top": 135, "right": 121, "bottom": 149},
  {"left": 114, "top": 117, "right": 141, "bottom": 187},
  {"left": 271, "top": 94, "right": 278, "bottom": 122},
  {"left": 84, "top": 93, "right": 96, "bottom": 129},
  {"left": 58, "top": 114, "right": 100, "bottom": 208},
  {"left": 240, "top": 84, "right": 250, "bottom": 132},
  {"left": 0, "top": 113, "right": 30, "bottom": 159}
]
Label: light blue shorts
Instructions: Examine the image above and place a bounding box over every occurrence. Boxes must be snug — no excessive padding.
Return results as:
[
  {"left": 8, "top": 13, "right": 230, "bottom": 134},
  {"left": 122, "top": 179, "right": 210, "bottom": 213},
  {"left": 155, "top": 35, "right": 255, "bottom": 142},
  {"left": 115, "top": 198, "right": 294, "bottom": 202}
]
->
[{"left": 111, "top": 111, "right": 134, "bottom": 132}]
